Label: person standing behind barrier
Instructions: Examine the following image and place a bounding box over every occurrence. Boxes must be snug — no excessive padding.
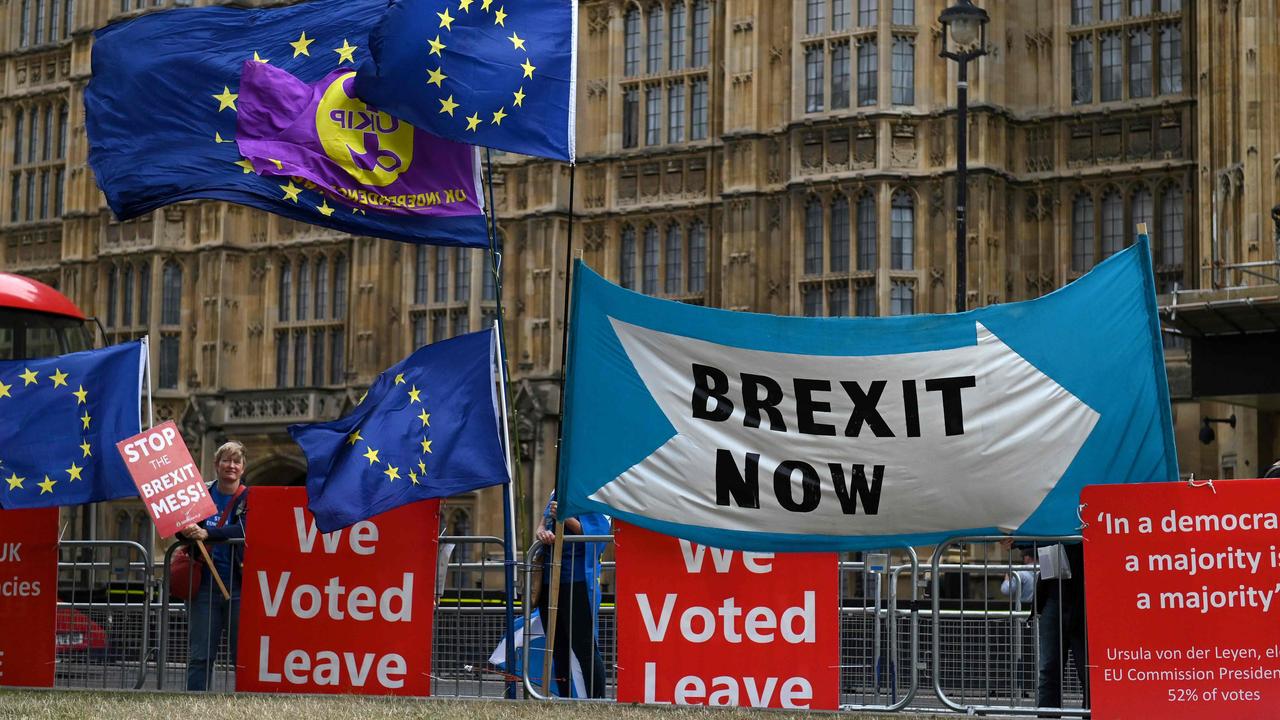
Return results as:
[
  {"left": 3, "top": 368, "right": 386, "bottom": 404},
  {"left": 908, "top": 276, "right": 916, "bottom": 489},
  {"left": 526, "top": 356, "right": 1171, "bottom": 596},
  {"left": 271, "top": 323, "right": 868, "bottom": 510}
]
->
[
  {"left": 178, "top": 441, "right": 249, "bottom": 692},
  {"left": 1036, "top": 542, "right": 1088, "bottom": 713},
  {"left": 534, "top": 491, "right": 609, "bottom": 698}
]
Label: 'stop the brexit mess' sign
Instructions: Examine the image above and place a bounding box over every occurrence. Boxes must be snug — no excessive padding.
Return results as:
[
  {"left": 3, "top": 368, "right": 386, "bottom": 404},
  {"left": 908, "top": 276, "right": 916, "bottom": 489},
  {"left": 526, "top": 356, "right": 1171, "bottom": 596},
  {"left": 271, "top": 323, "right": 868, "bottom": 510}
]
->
[{"left": 557, "top": 239, "right": 1177, "bottom": 552}]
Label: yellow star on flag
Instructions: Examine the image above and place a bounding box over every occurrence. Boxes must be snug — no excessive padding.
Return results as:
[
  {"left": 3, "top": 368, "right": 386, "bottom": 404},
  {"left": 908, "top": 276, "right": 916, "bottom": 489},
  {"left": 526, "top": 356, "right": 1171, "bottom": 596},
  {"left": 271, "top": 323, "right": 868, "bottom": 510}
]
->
[
  {"left": 281, "top": 182, "right": 302, "bottom": 202},
  {"left": 5, "top": 473, "right": 23, "bottom": 491},
  {"left": 66, "top": 462, "right": 83, "bottom": 482},
  {"left": 334, "top": 39, "right": 357, "bottom": 64},
  {"left": 427, "top": 67, "right": 448, "bottom": 87},
  {"left": 0, "top": 379, "right": 11, "bottom": 398},
  {"left": 512, "top": 87, "right": 526, "bottom": 107},
  {"left": 383, "top": 465, "right": 400, "bottom": 482},
  {"left": 494, "top": 6, "right": 507, "bottom": 26},
  {"left": 235, "top": 159, "right": 256, "bottom": 174},
  {"left": 410, "top": 473, "right": 421, "bottom": 486},
  {"left": 80, "top": 440, "right": 92, "bottom": 458},
  {"left": 439, "top": 95, "right": 460, "bottom": 116},
  {"left": 347, "top": 430, "right": 363, "bottom": 446},
  {"left": 428, "top": 35, "right": 447, "bottom": 56},
  {"left": 521, "top": 59, "right": 536, "bottom": 79},
  {"left": 290, "top": 31, "right": 315, "bottom": 57},
  {"left": 437, "top": 8, "right": 455, "bottom": 30},
  {"left": 408, "top": 470, "right": 419, "bottom": 485},
  {"left": 508, "top": 32, "right": 525, "bottom": 51},
  {"left": 407, "top": 385, "right": 422, "bottom": 403},
  {"left": 317, "top": 200, "right": 335, "bottom": 217},
  {"left": 38, "top": 475, "right": 56, "bottom": 495},
  {"left": 459, "top": 0, "right": 474, "bottom": 11},
  {"left": 73, "top": 385, "right": 88, "bottom": 404},
  {"left": 81, "top": 412, "right": 92, "bottom": 430},
  {"left": 49, "top": 368, "right": 68, "bottom": 388},
  {"left": 418, "top": 410, "right": 431, "bottom": 427},
  {"left": 465, "top": 113, "right": 481, "bottom": 132},
  {"left": 253, "top": 51, "right": 270, "bottom": 63},
  {"left": 421, "top": 438, "right": 433, "bottom": 454},
  {"left": 363, "top": 447, "right": 381, "bottom": 465},
  {"left": 418, "top": 460, "right": 427, "bottom": 474},
  {"left": 481, "top": 0, "right": 494, "bottom": 10},
  {"left": 394, "top": 373, "right": 406, "bottom": 385},
  {"left": 20, "top": 368, "right": 39, "bottom": 385},
  {"left": 213, "top": 87, "right": 238, "bottom": 112},
  {"left": 491, "top": 107, "right": 508, "bottom": 125},
  {"left": 269, "top": 158, "right": 284, "bottom": 169},
  {"left": 214, "top": 132, "right": 232, "bottom": 144}
]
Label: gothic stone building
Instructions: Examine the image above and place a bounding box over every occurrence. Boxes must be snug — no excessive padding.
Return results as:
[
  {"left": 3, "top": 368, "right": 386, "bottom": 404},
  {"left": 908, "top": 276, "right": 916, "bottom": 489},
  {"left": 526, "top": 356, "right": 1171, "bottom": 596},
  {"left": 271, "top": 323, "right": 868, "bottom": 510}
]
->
[{"left": 3, "top": 0, "right": 1279, "bottom": 558}]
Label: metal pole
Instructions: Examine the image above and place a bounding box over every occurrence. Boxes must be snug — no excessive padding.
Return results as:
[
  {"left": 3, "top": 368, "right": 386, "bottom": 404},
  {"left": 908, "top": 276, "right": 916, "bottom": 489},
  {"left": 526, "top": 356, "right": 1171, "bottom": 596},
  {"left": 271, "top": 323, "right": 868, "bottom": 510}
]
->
[{"left": 955, "top": 56, "right": 969, "bottom": 313}]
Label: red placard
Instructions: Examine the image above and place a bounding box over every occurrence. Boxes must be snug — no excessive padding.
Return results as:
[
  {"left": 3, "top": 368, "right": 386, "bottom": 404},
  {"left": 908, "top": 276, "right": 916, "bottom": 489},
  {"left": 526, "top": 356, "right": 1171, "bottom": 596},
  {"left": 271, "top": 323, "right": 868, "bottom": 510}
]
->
[
  {"left": 614, "top": 522, "right": 840, "bottom": 709},
  {"left": 116, "top": 421, "right": 216, "bottom": 538},
  {"left": 1083, "top": 479, "right": 1280, "bottom": 719},
  {"left": 237, "top": 487, "right": 438, "bottom": 695},
  {"left": 0, "top": 507, "right": 58, "bottom": 688}
]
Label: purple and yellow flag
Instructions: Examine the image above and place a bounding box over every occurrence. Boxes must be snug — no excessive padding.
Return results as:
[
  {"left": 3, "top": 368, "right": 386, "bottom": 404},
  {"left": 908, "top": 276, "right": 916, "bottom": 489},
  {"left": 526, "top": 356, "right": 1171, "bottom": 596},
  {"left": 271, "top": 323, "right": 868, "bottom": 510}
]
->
[{"left": 236, "top": 63, "right": 483, "bottom": 220}]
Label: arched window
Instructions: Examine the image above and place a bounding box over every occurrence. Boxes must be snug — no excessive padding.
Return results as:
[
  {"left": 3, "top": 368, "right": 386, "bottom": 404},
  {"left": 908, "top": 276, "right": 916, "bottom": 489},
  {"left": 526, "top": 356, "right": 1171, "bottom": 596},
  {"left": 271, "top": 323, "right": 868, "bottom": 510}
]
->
[
  {"left": 434, "top": 248, "right": 449, "bottom": 302},
  {"left": 13, "top": 108, "right": 23, "bottom": 164},
  {"left": 664, "top": 223, "right": 683, "bottom": 294},
  {"left": 314, "top": 256, "right": 328, "bottom": 320},
  {"left": 296, "top": 257, "right": 310, "bottom": 320},
  {"left": 454, "top": 247, "right": 471, "bottom": 301},
  {"left": 806, "top": 0, "right": 825, "bottom": 34},
  {"left": 35, "top": 0, "right": 46, "bottom": 44},
  {"left": 891, "top": 36, "right": 915, "bottom": 106},
  {"left": 122, "top": 263, "right": 134, "bottom": 326},
  {"left": 890, "top": 281, "right": 914, "bottom": 316},
  {"left": 161, "top": 262, "right": 182, "bottom": 325},
  {"left": 892, "top": 0, "right": 914, "bottom": 25},
  {"left": 63, "top": 0, "right": 73, "bottom": 39},
  {"left": 106, "top": 265, "right": 118, "bottom": 328},
  {"left": 624, "top": 6, "right": 641, "bottom": 76},
  {"left": 42, "top": 105, "right": 53, "bottom": 161},
  {"left": 646, "top": 5, "right": 663, "bottom": 74},
  {"left": 20, "top": 0, "right": 31, "bottom": 47},
  {"left": 856, "top": 192, "right": 877, "bottom": 270},
  {"left": 138, "top": 261, "right": 150, "bottom": 326},
  {"left": 1072, "top": 194, "right": 1095, "bottom": 271},
  {"left": 1160, "top": 186, "right": 1184, "bottom": 267},
  {"left": 691, "top": 0, "right": 710, "bottom": 67},
  {"left": 278, "top": 261, "right": 292, "bottom": 322},
  {"left": 642, "top": 224, "right": 660, "bottom": 295},
  {"left": 57, "top": 103, "right": 68, "bottom": 159},
  {"left": 50, "top": 0, "right": 61, "bottom": 41},
  {"left": 333, "top": 253, "right": 348, "bottom": 319},
  {"left": 1100, "top": 189, "right": 1123, "bottom": 259},
  {"left": 668, "top": 2, "right": 686, "bottom": 70},
  {"left": 620, "top": 225, "right": 637, "bottom": 289},
  {"left": 890, "top": 191, "right": 914, "bottom": 270},
  {"left": 830, "top": 194, "right": 850, "bottom": 272},
  {"left": 804, "top": 198, "right": 824, "bottom": 275},
  {"left": 687, "top": 220, "right": 706, "bottom": 293},
  {"left": 1132, "top": 188, "right": 1153, "bottom": 239}
]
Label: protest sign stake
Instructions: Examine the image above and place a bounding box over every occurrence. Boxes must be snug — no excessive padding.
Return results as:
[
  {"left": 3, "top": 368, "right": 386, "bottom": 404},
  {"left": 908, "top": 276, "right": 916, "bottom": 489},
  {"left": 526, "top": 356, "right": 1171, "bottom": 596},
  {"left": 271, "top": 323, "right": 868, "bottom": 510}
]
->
[{"left": 194, "top": 539, "right": 230, "bottom": 601}]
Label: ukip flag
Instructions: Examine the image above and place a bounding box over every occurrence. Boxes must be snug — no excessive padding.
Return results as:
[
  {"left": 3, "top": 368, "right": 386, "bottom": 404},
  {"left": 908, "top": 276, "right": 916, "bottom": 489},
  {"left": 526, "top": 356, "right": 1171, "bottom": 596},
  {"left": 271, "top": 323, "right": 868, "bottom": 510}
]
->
[
  {"left": 290, "top": 329, "right": 509, "bottom": 533},
  {"left": 0, "top": 342, "right": 146, "bottom": 510},
  {"left": 355, "top": 0, "right": 577, "bottom": 163},
  {"left": 85, "top": 0, "right": 488, "bottom": 248}
]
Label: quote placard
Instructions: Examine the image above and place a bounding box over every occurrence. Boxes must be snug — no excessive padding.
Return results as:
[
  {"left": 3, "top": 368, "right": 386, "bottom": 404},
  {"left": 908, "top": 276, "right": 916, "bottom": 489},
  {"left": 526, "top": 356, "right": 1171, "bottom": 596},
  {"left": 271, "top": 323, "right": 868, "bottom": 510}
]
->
[{"left": 1083, "top": 480, "right": 1280, "bottom": 719}]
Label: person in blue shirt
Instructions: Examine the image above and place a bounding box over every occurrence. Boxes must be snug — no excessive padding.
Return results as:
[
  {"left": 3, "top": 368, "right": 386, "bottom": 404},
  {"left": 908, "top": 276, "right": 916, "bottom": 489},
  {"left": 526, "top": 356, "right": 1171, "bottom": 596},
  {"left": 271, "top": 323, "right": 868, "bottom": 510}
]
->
[
  {"left": 534, "top": 491, "right": 609, "bottom": 698},
  {"left": 178, "top": 440, "right": 249, "bottom": 691}
]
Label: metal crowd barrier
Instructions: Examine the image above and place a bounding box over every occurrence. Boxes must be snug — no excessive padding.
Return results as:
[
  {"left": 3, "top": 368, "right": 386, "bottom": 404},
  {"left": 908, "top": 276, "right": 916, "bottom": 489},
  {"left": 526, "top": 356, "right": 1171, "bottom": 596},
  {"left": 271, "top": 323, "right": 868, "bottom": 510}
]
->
[{"left": 47, "top": 531, "right": 1090, "bottom": 718}]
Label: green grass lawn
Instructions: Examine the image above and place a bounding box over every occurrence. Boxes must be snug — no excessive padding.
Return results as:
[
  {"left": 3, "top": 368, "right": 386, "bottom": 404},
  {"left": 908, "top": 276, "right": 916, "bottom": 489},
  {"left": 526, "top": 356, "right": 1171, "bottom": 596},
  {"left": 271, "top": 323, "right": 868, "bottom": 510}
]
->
[{"left": 0, "top": 690, "right": 942, "bottom": 720}]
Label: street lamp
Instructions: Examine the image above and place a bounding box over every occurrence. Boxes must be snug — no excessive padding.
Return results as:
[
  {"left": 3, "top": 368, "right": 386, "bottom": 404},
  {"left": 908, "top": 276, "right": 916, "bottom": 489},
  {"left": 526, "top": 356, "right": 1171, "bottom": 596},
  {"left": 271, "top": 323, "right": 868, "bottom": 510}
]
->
[{"left": 939, "top": 0, "right": 989, "bottom": 313}]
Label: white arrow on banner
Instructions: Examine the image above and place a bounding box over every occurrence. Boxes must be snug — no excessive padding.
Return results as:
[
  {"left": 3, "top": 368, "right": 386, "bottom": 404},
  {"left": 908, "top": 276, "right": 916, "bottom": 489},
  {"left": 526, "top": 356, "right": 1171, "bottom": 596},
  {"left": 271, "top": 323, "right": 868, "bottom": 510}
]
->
[{"left": 589, "top": 319, "right": 1100, "bottom": 537}]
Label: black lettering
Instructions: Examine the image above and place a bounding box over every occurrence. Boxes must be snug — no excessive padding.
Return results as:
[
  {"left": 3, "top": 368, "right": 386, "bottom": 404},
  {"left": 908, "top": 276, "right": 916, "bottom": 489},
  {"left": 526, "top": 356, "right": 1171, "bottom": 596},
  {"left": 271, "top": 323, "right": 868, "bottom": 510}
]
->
[
  {"left": 829, "top": 463, "right": 884, "bottom": 515},
  {"left": 691, "top": 364, "right": 733, "bottom": 421},
  {"left": 841, "top": 380, "right": 895, "bottom": 437},
  {"left": 715, "top": 449, "right": 760, "bottom": 508},
  {"left": 902, "top": 380, "right": 921, "bottom": 437},
  {"left": 741, "top": 373, "right": 787, "bottom": 431},
  {"left": 793, "top": 378, "right": 836, "bottom": 436},
  {"left": 925, "top": 375, "right": 977, "bottom": 436},
  {"left": 773, "top": 460, "right": 821, "bottom": 512}
]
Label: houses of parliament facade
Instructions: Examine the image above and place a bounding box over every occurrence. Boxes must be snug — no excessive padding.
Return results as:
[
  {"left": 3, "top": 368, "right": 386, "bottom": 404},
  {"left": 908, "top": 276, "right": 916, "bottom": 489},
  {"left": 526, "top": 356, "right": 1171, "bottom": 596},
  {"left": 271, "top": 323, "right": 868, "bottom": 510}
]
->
[{"left": 3, "top": 0, "right": 1279, "bottom": 554}]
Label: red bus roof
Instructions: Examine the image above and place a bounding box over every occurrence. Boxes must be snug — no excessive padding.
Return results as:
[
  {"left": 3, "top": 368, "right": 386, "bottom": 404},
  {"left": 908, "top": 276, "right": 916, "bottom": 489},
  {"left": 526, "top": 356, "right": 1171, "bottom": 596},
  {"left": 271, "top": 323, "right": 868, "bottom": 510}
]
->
[{"left": 0, "top": 272, "right": 86, "bottom": 320}]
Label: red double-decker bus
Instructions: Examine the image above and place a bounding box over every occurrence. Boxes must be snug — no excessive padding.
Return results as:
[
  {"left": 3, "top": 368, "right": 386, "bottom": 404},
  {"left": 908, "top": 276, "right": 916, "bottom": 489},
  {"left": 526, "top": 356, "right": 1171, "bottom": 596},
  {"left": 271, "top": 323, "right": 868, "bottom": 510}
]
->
[{"left": 0, "top": 272, "right": 93, "bottom": 360}]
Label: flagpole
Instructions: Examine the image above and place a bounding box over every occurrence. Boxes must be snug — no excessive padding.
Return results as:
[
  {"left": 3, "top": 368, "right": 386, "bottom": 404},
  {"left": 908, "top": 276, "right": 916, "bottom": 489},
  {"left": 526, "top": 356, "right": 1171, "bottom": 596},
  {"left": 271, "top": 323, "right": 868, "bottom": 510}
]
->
[
  {"left": 484, "top": 148, "right": 520, "bottom": 698},
  {"left": 542, "top": 162, "right": 578, "bottom": 697}
]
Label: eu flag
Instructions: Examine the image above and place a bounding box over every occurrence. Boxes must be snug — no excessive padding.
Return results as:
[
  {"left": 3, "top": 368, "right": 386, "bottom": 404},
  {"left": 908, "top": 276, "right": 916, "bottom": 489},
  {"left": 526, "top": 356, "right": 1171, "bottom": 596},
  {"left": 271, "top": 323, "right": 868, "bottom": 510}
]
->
[
  {"left": 355, "top": 0, "right": 576, "bottom": 163},
  {"left": 291, "top": 329, "right": 509, "bottom": 533},
  {"left": 85, "top": 0, "right": 489, "bottom": 248},
  {"left": 0, "top": 342, "right": 145, "bottom": 509}
]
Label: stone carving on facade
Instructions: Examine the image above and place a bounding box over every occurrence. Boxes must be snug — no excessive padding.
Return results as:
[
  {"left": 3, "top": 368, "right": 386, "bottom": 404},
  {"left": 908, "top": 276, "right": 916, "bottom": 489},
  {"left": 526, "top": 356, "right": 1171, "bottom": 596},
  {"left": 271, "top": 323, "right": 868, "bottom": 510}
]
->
[
  {"left": 930, "top": 180, "right": 945, "bottom": 216},
  {"left": 891, "top": 119, "right": 917, "bottom": 167},
  {"left": 767, "top": 198, "right": 782, "bottom": 229},
  {"left": 588, "top": 4, "right": 610, "bottom": 35},
  {"left": 766, "top": 138, "right": 783, "bottom": 183},
  {"left": 854, "top": 121, "right": 876, "bottom": 167},
  {"left": 930, "top": 267, "right": 945, "bottom": 287},
  {"left": 929, "top": 120, "right": 946, "bottom": 165},
  {"left": 583, "top": 224, "right": 605, "bottom": 251}
]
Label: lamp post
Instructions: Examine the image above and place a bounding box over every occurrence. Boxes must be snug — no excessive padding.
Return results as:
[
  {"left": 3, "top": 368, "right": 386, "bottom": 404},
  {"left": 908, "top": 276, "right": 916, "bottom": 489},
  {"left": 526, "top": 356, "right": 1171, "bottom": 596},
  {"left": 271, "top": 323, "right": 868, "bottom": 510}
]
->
[{"left": 939, "top": 0, "right": 989, "bottom": 313}]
